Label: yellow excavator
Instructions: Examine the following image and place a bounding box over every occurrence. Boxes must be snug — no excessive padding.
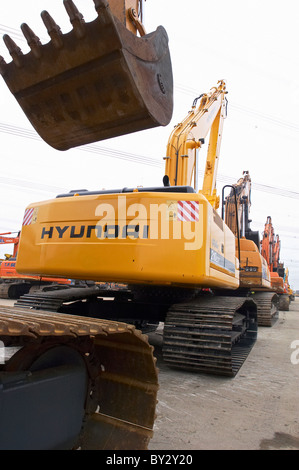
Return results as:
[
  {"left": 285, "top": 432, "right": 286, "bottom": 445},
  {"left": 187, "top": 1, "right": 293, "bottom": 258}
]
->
[
  {"left": 0, "top": 0, "right": 172, "bottom": 451},
  {"left": 15, "top": 80, "right": 257, "bottom": 380},
  {"left": 222, "top": 171, "right": 279, "bottom": 326}
]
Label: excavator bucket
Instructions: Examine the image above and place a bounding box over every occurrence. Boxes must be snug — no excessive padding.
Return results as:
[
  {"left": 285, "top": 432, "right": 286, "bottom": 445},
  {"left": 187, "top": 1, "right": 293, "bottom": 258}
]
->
[{"left": 0, "top": 0, "right": 173, "bottom": 150}]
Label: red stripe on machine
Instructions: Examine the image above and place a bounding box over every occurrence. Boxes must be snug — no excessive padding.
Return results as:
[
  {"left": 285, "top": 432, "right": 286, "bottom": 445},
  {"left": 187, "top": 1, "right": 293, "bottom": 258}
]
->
[
  {"left": 178, "top": 201, "right": 199, "bottom": 222},
  {"left": 22, "top": 208, "right": 34, "bottom": 226}
]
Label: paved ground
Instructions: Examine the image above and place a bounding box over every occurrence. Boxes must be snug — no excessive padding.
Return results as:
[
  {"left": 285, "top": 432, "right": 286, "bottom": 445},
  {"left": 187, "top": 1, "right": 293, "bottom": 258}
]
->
[
  {"left": 148, "top": 298, "right": 299, "bottom": 450},
  {"left": 1, "top": 296, "right": 298, "bottom": 450}
]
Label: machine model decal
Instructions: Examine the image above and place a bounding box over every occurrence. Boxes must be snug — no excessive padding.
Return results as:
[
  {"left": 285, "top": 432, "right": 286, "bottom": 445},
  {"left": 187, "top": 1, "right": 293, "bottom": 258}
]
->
[{"left": 210, "top": 248, "right": 235, "bottom": 274}]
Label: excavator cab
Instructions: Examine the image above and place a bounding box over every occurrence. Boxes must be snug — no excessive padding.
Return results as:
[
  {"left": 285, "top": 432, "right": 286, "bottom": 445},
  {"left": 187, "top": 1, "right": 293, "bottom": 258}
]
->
[{"left": 0, "top": 0, "right": 173, "bottom": 150}]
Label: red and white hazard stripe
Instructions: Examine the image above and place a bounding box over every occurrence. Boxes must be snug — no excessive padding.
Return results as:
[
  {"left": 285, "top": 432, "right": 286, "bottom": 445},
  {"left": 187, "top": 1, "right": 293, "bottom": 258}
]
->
[
  {"left": 177, "top": 201, "right": 199, "bottom": 222},
  {"left": 22, "top": 208, "right": 34, "bottom": 226}
]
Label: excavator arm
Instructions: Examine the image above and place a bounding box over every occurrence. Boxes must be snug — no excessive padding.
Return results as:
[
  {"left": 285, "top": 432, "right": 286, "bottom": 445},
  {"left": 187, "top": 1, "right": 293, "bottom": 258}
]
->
[
  {"left": 272, "top": 234, "right": 281, "bottom": 271},
  {"left": 164, "top": 80, "right": 227, "bottom": 209},
  {"left": 260, "top": 216, "right": 275, "bottom": 271},
  {"left": 0, "top": 0, "right": 173, "bottom": 150},
  {"left": 260, "top": 216, "right": 290, "bottom": 309},
  {"left": 222, "top": 171, "right": 252, "bottom": 238},
  {"left": 222, "top": 171, "right": 260, "bottom": 247}
]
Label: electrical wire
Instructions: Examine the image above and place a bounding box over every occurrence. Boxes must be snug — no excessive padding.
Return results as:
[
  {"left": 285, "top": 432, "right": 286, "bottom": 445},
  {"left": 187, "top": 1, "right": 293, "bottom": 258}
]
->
[
  {"left": 176, "top": 83, "right": 299, "bottom": 134},
  {"left": 0, "top": 121, "right": 298, "bottom": 199}
]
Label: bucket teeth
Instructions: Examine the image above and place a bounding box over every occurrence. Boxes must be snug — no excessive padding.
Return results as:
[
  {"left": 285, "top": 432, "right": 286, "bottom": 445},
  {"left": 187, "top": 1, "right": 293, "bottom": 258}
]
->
[
  {"left": 41, "top": 10, "right": 63, "bottom": 49},
  {"left": 3, "top": 34, "right": 23, "bottom": 68},
  {"left": 0, "top": 0, "right": 173, "bottom": 149},
  {"left": 63, "top": 0, "right": 86, "bottom": 39},
  {"left": 20, "top": 23, "right": 42, "bottom": 59},
  {"left": 93, "top": 0, "right": 109, "bottom": 14},
  {"left": 0, "top": 56, "right": 7, "bottom": 75}
]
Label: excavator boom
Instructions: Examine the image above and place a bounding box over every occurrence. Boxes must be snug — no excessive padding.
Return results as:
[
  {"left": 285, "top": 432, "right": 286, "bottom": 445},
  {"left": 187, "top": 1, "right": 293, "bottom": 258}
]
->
[
  {"left": 260, "top": 216, "right": 290, "bottom": 310},
  {"left": 164, "top": 80, "right": 227, "bottom": 208},
  {"left": 0, "top": 0, "right": 173, "bottom": 150}
]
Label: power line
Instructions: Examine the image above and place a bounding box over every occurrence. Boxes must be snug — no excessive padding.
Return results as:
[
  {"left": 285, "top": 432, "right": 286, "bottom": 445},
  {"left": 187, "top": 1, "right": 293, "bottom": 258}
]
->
[
  {"left": 0, "top": 121, "right": 298, "bottom": 199},
  {"left": 0, "top": 24, "right": 27, "bottom": 42},
  {"left": 176, "top": 83, "right": 299, "bottom": 134},
  {"left": 0, "top": 175, "right": 66, "bottom": 194},
  {"left": 0, "top": 122, "right": 163, "bottom": 168},
  {"left": 0, "top": 23, "right": 48, "bottom": 46}
]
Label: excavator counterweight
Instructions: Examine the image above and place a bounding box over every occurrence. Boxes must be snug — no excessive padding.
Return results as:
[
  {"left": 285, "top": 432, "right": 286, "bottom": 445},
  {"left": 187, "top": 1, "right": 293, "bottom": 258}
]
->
[{"left": 0, "top": 0, "right": 173, "bottom": 150}]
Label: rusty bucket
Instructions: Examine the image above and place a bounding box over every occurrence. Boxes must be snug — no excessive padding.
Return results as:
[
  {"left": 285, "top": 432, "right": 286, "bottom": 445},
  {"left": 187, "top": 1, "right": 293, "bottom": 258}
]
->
[{"left": 0, "top": 0, "right": 173, "bottom": 150}]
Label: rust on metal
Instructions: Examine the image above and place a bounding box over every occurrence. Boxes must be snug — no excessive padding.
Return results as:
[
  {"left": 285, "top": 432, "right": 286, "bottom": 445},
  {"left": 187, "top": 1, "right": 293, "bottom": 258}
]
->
[{"left": 0, "top": 0, "right": 173, "bottom": 150}]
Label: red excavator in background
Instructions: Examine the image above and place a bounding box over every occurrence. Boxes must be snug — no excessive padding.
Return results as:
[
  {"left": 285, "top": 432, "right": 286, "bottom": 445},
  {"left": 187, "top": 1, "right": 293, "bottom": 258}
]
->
[
  {"left": 0, "top": 231, "right": 73, "bottom": 298},
  {"left": 260, "top": 216, "right": 290, "bottom": 310}
]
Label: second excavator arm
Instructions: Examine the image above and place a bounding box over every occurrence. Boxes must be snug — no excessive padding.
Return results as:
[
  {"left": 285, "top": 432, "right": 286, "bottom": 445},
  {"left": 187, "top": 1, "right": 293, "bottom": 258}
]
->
[
  {"left": 260, "top": 216, "right": 275, "bottom": 271},
  {"left": 222, "top": 170, "right": 260, "bottom": 248}
]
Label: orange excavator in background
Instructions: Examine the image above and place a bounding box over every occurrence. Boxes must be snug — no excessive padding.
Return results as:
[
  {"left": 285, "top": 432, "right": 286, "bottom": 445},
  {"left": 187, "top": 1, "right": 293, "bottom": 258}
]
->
[
  {"left": 260, "top": 216, "right": 290, "bottom": 310},
  {"left": 0, "top": 231, "right": 73, "bottom": 298},
  {"left": 222, "top": 172, "right": 279, "bottom": 326},
  {"left": 0, "top": 0, "right": 169, "bottom": 450}
]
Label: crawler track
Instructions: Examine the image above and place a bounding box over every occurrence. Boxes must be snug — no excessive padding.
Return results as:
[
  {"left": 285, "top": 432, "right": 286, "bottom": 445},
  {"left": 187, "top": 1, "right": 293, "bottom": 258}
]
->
[
  {"left": 14, "top": 286, "right": 102, "bottom": 311},
  {"left": 251, "top": 291, "right": 279, "bottom": 326},
  {"left": 278, "top": 294, "right": 290, "bottom": 311},
  {"left": 163, "top": 296, "right": 257, "bottom": 377},
  {"left": 0, "top": 306, "right": 158, "bottom": 449},
  {"left": 0, "top": 281, "right": 31, "bottom": 299}
]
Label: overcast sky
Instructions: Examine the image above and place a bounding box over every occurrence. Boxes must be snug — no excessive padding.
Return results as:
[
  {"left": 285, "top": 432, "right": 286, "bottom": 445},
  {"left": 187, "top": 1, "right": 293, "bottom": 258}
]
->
[{"left": 0, "top": 0, "right": 298, "bottom": 289}]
